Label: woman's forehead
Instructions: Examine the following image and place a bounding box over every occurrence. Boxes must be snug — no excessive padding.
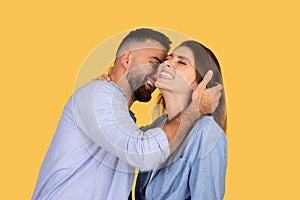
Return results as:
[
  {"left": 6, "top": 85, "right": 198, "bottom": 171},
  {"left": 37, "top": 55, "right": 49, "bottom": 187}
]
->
[{"left": 172, "top": 46, "right": 195, "bottom": 65}]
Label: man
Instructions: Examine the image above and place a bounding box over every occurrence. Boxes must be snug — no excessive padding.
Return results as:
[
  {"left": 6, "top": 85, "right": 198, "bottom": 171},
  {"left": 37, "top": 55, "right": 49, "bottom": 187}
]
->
[{"left": 32, "top": 28, "right": 222, "bottom": 200}]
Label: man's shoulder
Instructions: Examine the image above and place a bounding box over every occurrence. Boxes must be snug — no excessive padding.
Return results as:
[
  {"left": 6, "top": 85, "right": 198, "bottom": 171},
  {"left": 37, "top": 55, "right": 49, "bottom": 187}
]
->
[
  {"left": 72, "top": 80, "right": 128, "bottom": 117},
  {"left": 72, "top": 81, "right": 123, "bottom": 100},
  {"left": 74, "top": 81, "right": 115, "bottom": 93}
]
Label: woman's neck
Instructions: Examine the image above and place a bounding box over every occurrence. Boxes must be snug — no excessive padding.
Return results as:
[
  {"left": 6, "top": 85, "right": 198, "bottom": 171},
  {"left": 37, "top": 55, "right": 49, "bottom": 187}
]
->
[{"left": 162, "top": 90, "right": 191, "bottom": 120}]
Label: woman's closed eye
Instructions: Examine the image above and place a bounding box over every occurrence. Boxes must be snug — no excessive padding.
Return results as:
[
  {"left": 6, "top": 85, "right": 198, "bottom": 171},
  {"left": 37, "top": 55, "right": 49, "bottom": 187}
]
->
[{"left": 178, "top": 60, "right": 186, "bottom": 65}]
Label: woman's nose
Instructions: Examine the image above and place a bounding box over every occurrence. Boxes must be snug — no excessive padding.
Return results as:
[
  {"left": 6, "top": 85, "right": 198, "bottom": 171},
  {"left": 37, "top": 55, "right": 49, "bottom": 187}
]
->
[{"left": 164, "top": 59, "right": 174, "bottom": 68}]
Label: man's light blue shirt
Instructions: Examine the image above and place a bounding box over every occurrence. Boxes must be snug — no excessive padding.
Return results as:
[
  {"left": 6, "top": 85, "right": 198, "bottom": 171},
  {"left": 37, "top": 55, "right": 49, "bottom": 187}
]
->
[{"left": 32, "top": 81, "right": 169, "bottom": 200}]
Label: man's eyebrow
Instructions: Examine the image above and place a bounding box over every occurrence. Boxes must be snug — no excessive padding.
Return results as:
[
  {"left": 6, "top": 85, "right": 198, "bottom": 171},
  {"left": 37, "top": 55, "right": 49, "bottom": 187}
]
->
[{"left": 151, "top": 56, "right": 163, "bottom": 63}]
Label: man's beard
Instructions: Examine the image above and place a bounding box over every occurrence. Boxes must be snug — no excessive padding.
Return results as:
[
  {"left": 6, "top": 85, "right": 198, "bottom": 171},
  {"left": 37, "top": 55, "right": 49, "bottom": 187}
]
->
[
  {"left": 127, "top": 70, "right": 154, "bottom": 102},
  {"left": 133, "top": 85, "right": 152, "bottom": 102}
]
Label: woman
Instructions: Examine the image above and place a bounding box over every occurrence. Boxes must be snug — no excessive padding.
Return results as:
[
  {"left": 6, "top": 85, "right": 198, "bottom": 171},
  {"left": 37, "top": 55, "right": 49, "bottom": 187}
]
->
[
  {"left": 134, "top": 40, "right": 227, "bottom": 200},
  {"left": 100, "top": 40, "right": 227, "bottom": 199}
]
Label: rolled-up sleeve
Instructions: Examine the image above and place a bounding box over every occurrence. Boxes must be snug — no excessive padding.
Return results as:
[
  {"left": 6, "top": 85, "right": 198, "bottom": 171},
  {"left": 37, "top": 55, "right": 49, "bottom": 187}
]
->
[{"left": 72, "top": 81, "right": 170, "bottom": 171}]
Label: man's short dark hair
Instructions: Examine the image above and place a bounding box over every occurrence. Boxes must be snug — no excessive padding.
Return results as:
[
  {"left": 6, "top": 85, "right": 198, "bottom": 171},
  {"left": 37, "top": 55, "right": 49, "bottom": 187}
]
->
[{"left": 116, "top": 28, "right": 172, "bottom": 58}]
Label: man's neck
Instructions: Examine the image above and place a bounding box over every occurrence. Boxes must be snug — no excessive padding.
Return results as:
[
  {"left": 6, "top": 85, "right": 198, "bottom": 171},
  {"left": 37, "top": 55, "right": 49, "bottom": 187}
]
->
[
  {"left": 128, "top": 96, "right": 136, "bottom": 108},
  {"left": 110, "top": 71, "right": 135, "bottom": 108}
]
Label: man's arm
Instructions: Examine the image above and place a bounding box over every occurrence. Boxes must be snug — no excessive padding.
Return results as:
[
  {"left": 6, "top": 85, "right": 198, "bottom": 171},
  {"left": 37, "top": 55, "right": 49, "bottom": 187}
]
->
[
  {"left": 87, "top": 70, "right": 222, "bottom": 170},
  {"left": 73, "top": 81, "right": 170, "bottom": 171}
]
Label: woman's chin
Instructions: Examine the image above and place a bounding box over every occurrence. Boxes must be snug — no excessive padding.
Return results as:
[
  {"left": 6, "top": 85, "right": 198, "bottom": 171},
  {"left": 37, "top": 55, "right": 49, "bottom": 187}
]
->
[{"left": 155, "top": 81, "right": 173, "bottom": 92}]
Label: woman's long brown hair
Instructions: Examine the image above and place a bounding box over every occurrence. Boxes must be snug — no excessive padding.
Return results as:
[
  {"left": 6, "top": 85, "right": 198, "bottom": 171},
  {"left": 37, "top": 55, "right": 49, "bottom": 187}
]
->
[{"left": 154, "top": 40, "right": 227, "bottom": 133}]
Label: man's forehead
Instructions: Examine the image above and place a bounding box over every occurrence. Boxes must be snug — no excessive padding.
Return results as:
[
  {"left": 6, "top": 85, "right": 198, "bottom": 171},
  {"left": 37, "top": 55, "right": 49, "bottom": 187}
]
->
[
  {"left": 117, "top": 40, "right": 168, "bottom": 61},
  {"left": 130, "top": 40, "right": 167, "bottom": 52},
  {"left": 132, "top": 43, "right": 167, "bottom": 61}
]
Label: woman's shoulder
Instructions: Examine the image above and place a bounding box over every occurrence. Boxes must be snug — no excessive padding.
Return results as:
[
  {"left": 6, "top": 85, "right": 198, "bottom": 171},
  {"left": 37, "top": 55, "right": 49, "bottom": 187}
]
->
[
  {"left": 189, "top": 116, "right": 227, "bottom": 159},
  {"left": 194, "top": 116, "right": 225, "bottom": 136}
]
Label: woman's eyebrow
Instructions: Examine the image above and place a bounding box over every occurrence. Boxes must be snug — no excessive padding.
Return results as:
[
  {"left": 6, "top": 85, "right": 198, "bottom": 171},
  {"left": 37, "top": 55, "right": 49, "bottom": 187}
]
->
[
  {"left": 169, "top": 53, "right": 191, "bottom": 63},
  {"left": 177, "top": 55, "right": 191, "bottom": 63}
]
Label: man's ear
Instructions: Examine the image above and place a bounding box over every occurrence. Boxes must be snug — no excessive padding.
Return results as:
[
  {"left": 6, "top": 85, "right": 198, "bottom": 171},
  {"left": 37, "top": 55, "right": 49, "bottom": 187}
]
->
[
  {"left": 108, "top": 66, "right": 114, "bottom": 76},
  {"left": 120, "top": 51, "right": 132, "bottom": 69}
]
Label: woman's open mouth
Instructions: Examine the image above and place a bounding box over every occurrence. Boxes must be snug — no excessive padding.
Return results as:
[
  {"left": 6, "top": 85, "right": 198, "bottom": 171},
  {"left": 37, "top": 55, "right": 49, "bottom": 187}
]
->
[{"left": 159, "top": 71, "right": 175, "bottom": 80}]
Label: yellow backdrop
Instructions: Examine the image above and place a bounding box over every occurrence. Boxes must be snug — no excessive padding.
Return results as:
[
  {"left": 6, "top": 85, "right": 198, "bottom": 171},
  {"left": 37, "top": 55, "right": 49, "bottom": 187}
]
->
[{"left": 1, "top": 0, "right": 300, "bottom": 199}]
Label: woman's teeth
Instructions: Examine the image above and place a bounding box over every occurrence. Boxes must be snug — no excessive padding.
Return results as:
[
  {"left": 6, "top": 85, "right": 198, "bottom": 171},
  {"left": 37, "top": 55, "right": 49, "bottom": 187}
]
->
[{"left": 159, "top": 71, "right": 174, "bottom": 80}]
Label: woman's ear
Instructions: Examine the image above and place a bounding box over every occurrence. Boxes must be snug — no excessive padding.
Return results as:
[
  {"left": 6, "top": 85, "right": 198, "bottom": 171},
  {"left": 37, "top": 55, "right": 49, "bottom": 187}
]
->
[
  {"left": 120, "top": 51, "right": 132, "bottom": 69},
  {"left": 191, "top": 80, "right": 198, "bottom": 90}
]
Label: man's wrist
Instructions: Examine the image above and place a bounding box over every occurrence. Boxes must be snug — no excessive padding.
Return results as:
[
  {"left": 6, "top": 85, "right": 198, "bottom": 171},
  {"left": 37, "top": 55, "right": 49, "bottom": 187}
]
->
[{"left": 184, "top": 101, "right": 202, "bottom": 121}]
